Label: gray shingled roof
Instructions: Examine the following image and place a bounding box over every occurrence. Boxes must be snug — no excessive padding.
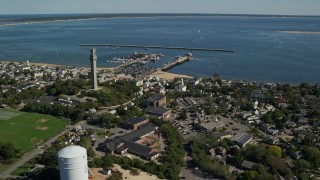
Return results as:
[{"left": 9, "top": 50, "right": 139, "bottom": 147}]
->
[
  {"left": 125, "top": 117, "right": 146, "bottom": 125},
  {"left": 146, "top": 107, "right": 169, "bottom": 115},
  {"left": 102, "top": 123, "right": 158, "bottom": 157},
  {"left": 241, "top": 160, "right": 258, "bottom": 170},
  {"left": 147, "top": 95, "right": 165, "bottom": 102},
  {"left": 122, "top": 140, "right": 154, "bottom": 157},
  {"left": 120, "top": 123, "right": 156, "bottom": 142}
]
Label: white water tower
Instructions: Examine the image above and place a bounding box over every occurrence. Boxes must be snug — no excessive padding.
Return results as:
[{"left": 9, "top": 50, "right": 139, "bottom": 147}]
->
[{"left": 58, "top": 145, "right": 88, "bottom": 180}]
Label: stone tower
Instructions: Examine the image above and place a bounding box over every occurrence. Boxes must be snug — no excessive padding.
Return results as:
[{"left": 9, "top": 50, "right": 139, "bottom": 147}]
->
[{"left": 90, "top": 48, "right": 98, "bottom": 90}]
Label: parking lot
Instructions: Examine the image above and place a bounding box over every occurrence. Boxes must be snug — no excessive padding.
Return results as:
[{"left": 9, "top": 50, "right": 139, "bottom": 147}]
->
[
  {"left": 217, "top": 116, "right": 251, "bottom": 134},
  {"left": 176, "top": 97, "right": 207, "bottom": 109},
  {"left": 171, "top": 113, "right": 251, "bottom": 140}
]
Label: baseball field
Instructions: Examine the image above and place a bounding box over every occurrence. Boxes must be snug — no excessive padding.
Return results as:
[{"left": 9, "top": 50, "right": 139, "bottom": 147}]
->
[{"left": 0, "top": 109, "right": 69, "bottom": 152}]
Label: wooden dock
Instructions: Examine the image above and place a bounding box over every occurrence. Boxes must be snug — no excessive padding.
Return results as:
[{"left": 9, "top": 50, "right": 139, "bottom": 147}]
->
[{"left": 158, "top": 56, "right": 191, "bottom": 71}]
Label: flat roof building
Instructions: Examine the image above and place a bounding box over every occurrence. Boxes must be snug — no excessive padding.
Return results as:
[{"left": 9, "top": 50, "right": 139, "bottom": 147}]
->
[{"left": 198, "top": 121, "right": 225, "bottom": 133}]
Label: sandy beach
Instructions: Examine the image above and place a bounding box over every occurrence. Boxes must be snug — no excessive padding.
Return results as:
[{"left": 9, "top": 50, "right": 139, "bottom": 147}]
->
[
  {"left": 151, "top": 70, "right": 193, "bottom": 80},
  {"left": 279, "top": 31, "right": 320, "bottom": 35}
]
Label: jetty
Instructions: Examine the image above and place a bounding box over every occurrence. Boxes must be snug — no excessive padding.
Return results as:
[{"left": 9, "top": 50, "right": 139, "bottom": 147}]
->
[{"left": 80, "top": 44, "right": 234, "bottom": 52}]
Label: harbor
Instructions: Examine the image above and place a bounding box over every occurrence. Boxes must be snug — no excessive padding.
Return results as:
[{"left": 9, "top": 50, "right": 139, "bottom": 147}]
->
[
  {"left": 114, "top": 52, "right": 163, "bottom": 71},
  {"left": 111, "top": 51, "right": 195, "bottom": 79}
]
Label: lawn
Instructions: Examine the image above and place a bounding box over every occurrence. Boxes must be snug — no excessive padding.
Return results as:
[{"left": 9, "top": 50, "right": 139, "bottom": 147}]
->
[
  {"left": 0, "top": 163, "right": 10, "bottom": 174},
  {"left": 12, "top": 163, "right": 34, "bottom": 176},
  {"left": 0, "top": 109, "right": 69, "bottom": 153}
]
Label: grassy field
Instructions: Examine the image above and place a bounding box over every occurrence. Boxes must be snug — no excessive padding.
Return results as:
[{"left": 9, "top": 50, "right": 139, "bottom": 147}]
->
[
  {"left": 0, "top": 109, "right": 69, "bottom": 152},
  {"left": 0, "top": 163, "right": 10, "bottom": 174},
  {"left": 12, "top": 163, "right": 34, "bottom": 176}
]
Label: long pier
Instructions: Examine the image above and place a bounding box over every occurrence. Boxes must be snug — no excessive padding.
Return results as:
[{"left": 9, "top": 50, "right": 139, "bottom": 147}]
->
[
  {"left": 158, "top": 55, "right": 192, "bottom": 71},
  {"left": 80, "top": 44, "right": 234, "bottom": 52}
]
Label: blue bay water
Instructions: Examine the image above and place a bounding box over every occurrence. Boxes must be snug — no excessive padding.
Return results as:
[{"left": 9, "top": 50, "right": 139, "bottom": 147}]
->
[{"left": 0, "top": 15, "right": 320, "bottom": 83}]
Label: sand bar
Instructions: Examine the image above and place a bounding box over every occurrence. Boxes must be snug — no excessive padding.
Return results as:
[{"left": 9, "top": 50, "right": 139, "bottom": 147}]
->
[{"left": 279, "top": 31, "right": 320, "bottom": 35}]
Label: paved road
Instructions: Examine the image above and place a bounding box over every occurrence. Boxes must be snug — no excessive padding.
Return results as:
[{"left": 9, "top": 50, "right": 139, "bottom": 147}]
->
[
  {"left": 96, "top": 97, "right": 136, "bottom": 115},
  {"left": 181, "top": 167, "right": 208, "bottom": 180},
  {"left": 0, "top": 121, "right": 85, "bottom": 179}
]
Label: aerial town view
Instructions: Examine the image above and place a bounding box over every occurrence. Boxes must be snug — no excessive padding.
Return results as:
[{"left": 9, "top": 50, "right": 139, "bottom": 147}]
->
[{"left": 0, "top": 1, "right": 320, "bottom": 180}]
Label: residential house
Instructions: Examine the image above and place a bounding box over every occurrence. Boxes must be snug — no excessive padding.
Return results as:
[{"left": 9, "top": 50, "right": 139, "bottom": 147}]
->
[{"left": 241, "top": 160, "right": 258, "bottom": 170}]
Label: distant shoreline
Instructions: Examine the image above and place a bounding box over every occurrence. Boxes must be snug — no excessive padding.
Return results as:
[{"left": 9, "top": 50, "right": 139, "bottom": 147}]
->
[
  {"left": 1, "top": 13, "right": 320, "bottom": 27},
  {"left": 279, "top": 31, "right": 320, "bottom": 35}
]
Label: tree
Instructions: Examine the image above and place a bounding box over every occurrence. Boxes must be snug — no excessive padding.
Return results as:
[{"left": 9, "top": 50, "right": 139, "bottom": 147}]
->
[
  {"left": 108, "top": 171, "right": 123, "bottom": 180},
  {"left": 261, "top": 113, "right": 272, "bottom": 123},
  {"left": 90, "top": 113, "right": 122, "bottom": 128},
  {"left": 267, "top": 145, "right": 282, "bottom": 157},
  {"left": 38, "top": 143, "right": 66, "bottom": 168},
  {"left": 295, "top": 159, "right": 312, "bottom": 171},
  {"left": 244, "top": 144, "right": 267, "bottom": 162},
  {"left": 178, "top": 110, "right": 187, "bottom": 120},
  {"left": 189, "top": 136, "right": 232, "bottom": 179},
  {"left": 302, "top": 146, "right": 320, "bottom": 168},
  {"left": 31, "top": 167, "right": 60, "bottom": 180},
  {"left": 0, "top": 142, "right": 20, "bottom": 160},
  {"left": 130, "top": 168, "right": 140, "bottom": 176},
  {"left": 272, "top": 111, "right": 284, "bottom": 120},
  {"left": 242, "top": 170, "right": 258, "bottom": 180},
  {"left": 265, "top": 154, "right": 294, "bottom": 179},
  {"left": 77, "top": 137, "right": 95, "bottom": 158}
]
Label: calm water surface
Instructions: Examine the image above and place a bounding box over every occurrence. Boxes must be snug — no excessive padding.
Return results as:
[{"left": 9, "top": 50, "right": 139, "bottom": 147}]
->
[{"left": 0, "top": 15, "right": 319, "bottom": 83}]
